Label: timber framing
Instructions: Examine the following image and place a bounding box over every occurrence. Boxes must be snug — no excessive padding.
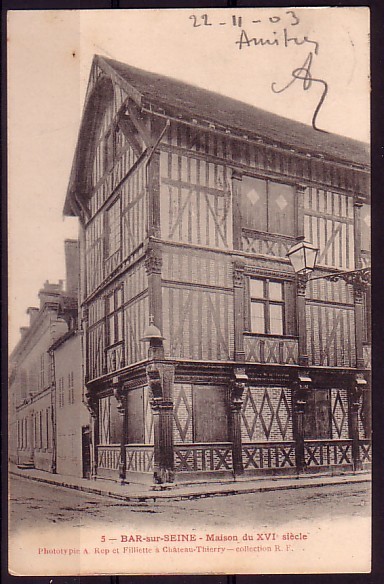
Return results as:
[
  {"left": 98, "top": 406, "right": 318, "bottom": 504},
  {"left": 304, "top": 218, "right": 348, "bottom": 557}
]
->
[{"left": 63, "top": 56, "right": 371, "bottom": 485}]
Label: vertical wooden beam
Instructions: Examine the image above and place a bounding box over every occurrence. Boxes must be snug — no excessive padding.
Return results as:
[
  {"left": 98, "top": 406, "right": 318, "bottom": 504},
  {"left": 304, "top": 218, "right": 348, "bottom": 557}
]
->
[
  {"left": 233, "top": 261, "right": 245, "bottom": 361},
  {"left": 158, "top": 363, "right": 175, "bottom": 482},
  {"left": 349, "top": 374, "right": 366, "bottom": 471},
  {"left": 230, "top": 368, "right": 248, "bottom": 476},
  {"left": 354, "top": 197, "right": 363, "bottom": 270},
  {"left": 151, "top": 398, "right": 161, "bottom": 481},
  {"left": 296, "top": 274, "right": 309, "bottom": 367},
  {"left": 354, "top": 286, "right": 365, "bottom": 369},
  {"left": 294, "top": 185, "right": 309, "bottom": 368},
  {"left": 145, "top": 243, "right": 163, "bottom": 333},
  {"left": 78, "top": 222, "right": 87, "bottom": 303},
  {"left": 296, "top": 183, "right": 307, "bottom": 240},
  {"left": 232, "top": 172, "right": 243, "bottom": 251},
  {"left": 147, "top": 151, "right": 161, "bottom": 238},
  {"left": 293, "top": 372, "right": 311, "bottom": 473},
  {"left": 147, "top": 361, "right": 175, "bottom": 483},
  {"left": 113, "top": 380, "right": 127, "bottom": 483},
  {"left": 353, "top": 196, "right": 365, "bottom": 369}
]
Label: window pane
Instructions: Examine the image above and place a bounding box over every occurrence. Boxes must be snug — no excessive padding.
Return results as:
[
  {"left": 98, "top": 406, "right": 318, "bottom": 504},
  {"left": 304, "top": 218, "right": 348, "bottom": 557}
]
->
[
  {"left": 116, "top": 288, "right": 123, "bottom": 307},
  {"left": 269, "top": 281, "right": 283, "bottom": 301},
  {"left": 240, "top": 177, "right": 267, "bottom": 231},
  {"left": 108, "top": 316, "right": 115, "bottom": 345},
  {"left": 268, "top": 182, "right": 295, "bottom": 236},
  {"left": 250, "top": 279, "right": 264, "bottom": 299},
  {"left": 106, "top": 294, "right": 114, "bottom": 315},
  {"left": 117, "top": 312, "right": 123, "bottom": 341},
  {"left": 251, "top": 301, "right": 265, "bottom": 333},
  {"left": 269, "top": 304, "right": 283, "bottom": 335}
]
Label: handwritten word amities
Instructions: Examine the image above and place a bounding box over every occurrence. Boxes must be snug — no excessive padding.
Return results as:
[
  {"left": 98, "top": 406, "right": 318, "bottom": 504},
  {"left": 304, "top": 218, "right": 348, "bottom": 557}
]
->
[{"left": 236, "top": 28, "right": 319, "bottom": 55}]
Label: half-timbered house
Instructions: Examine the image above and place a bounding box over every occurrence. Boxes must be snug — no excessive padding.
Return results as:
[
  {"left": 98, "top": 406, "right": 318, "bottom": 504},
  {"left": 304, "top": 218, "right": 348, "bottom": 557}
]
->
[{"left": 64, "top": 56, "right": 371, "bottom": 484}]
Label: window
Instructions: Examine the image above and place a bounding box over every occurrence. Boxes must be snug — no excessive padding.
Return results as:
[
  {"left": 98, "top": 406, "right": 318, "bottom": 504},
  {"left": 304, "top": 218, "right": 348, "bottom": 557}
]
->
[
  {"left": 34, "top": 414, "right": 38, "bottom": 448},
  {"left": 249, "top": 278, "right": 284, "bottom": 335},
  {"left": 362, "top": 290, "right": 371, "bottom": 344},
  {"left": 68, "top": 371, "right": 75, "bottom": 405},
  {"left": 40, "top": 354, "right": 45, "bottom": 390},
  {"left": 240, "top": 176, "right": 295, "bottom": 236},
  {"left": 104, "top": 199, "right": 121, "bottom": 259},
  {"left": 39, "top": 411, "right": 43, "bottom": 449},
  {"left": 58, "top": 377, "right": 65, "bottom": 408},
  {"left": 360, "top": 203, "right": 370, "bottom": 252},
  {"left": 45, "top": 408, "right": 50, "bottom": 449},
  {"left": 106, "top": 287, "right": 124, "bottom": 347}
]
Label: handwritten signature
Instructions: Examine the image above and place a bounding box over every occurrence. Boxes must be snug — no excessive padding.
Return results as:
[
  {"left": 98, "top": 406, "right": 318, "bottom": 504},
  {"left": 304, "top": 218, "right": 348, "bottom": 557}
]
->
[{"left": 271, "top": 52, "right": 328, "bottom": 133}]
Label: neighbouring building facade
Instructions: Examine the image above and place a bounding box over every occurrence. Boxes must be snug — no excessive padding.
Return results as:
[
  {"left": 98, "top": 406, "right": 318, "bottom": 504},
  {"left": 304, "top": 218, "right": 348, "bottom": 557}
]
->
[
  {"left": 9, "top": 240, "right": 90, "bottom": 477},
  {"left": 63, "top": 56, "right": 371, "bottom": 484},
  {"left": 51, "top": 325, "right": 90, "bottom": 478}
]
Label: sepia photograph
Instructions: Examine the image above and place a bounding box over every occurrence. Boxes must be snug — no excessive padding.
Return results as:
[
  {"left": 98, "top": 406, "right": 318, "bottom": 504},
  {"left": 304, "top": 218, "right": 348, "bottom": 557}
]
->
[{"left": 7, "top": 7, "right": 371, "bottom": 576}]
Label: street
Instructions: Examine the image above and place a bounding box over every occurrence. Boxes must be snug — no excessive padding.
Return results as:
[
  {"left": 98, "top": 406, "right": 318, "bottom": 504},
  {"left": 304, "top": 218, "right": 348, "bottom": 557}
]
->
[
  {"left": 9, "top": 474, "right": 370, "bottom": 532},
  {"left": 8, "top": 475, "right": 371, "bottom": 575}
]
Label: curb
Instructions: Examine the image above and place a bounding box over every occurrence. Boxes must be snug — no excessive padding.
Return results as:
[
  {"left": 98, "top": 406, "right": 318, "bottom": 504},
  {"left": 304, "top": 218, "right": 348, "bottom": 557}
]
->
[{"left": 10, "top": 469, "right": 371, "bottom": 503}]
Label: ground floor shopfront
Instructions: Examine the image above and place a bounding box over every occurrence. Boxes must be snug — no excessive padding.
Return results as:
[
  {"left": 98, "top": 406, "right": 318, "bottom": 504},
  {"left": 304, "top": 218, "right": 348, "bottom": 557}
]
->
[{"left": 85, "top": 360, "right": 372, "bottom": 485}]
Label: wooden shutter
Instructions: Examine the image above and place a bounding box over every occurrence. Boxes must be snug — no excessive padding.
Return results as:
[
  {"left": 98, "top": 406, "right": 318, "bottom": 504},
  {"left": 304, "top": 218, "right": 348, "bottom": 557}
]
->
[
  {"left": 268, "top": 181, "right": 295, "bottom": 236},
  {"left": 193, "top": 386, "right": 229, "bottom": 442},
  {"left": 304, "top": 389, "right": 331, "bottom": 439},
  {"left": 240, "top": 176, "right": 267, "bottom": 231},
  {"left": 126, "top": 389, "right": 145, "bottom": 444}
]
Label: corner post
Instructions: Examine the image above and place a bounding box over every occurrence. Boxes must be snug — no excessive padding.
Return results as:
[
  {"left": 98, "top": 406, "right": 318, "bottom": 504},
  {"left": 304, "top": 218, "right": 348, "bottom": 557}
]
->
[
  {"left": 293, "top": 371, "right": 311, "bottom": 473},
  {"left": 350, "top": 373, "right": 366, "bottom": 471},
  {"left": 145, "top": 243, "right": 163, "bottom": 345},
  {"left": 146, "top": 358, "right": 175, "bottom": 484},
  {"left": 230, "top": 368, "right": 248, "bottom": 476},
  {"left": 353, "top": 197, "right": 365, "bottom": 368},
  {"left": 112, "top": 378, "right": 127, "bottom": 483},
  {"left": 232, "top": 172, "right": 243, "bottom": 250},
  {"left": 233, "top": 261, "right": 246, "bottom": 361},
  {"left": 296, "top": 273, "right": 309, "bottom": 367},
  {"left": 353, "top": 284, "right": 365, "bottom": 369}
]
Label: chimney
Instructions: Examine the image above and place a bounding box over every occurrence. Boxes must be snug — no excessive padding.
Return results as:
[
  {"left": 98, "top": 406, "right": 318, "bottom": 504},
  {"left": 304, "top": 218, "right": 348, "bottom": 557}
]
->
[
  {"left": 64, "top": 239, "right": 79, "bottom": 297},
  {"left": 27, "top": 307, "right": 39, "bottom": 325},
  {"left": 20, "top": 326, "right": 29, "bottom": 337},
  {"left": 38, "top": 280, "right": 63, "bottom": 309}
]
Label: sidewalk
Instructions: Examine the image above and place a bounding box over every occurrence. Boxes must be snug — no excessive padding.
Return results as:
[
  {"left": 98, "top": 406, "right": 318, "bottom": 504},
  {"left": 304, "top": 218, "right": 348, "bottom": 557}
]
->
[{"left": 9, "top": 464, "right": 371, "bottom": 502}]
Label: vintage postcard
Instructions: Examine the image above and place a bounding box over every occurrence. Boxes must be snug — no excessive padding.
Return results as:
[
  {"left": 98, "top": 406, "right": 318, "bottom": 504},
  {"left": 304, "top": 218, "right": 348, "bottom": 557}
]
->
[{"left": 7, "top": 7, "right": 371, "bottom": 576}]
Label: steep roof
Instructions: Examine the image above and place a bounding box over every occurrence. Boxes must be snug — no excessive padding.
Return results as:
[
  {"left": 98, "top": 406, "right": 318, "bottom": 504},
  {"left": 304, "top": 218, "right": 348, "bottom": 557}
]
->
[
  {"left": 64, "top": 55, "right": 369, "bottom": 216},
  {"left": 102, "top": 56, "right": 369, "bottom": 167}
]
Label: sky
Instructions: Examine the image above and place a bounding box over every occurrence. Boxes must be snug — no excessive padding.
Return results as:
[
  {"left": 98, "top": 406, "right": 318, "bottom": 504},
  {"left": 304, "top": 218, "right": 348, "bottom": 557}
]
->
[{"left": 7, "top": 8, "right": 370, "bottom": 352}]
